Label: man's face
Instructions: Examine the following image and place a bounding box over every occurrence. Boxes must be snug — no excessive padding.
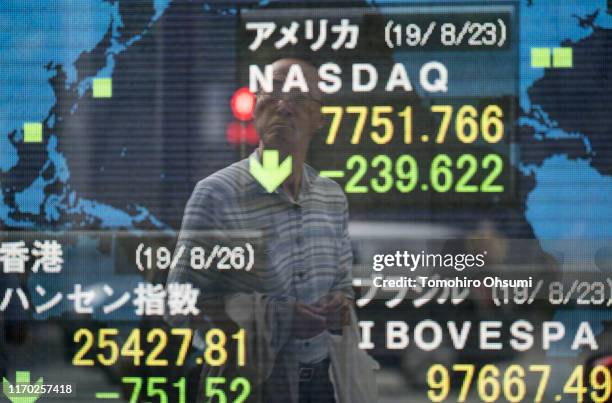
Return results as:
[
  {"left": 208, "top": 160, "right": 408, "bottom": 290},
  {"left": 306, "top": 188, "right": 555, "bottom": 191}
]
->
[{"left": 253, "top": 60, "right": 322, "bottom": 156}]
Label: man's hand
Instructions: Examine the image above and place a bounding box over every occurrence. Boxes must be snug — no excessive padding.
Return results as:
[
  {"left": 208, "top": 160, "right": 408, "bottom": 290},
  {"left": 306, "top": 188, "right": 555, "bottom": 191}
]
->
[
  {"left": 292, "top": 302, "right": 327, "bottom": 339},
  {"left": 314, "top": 291, "right": 351, "bottom": 330}
]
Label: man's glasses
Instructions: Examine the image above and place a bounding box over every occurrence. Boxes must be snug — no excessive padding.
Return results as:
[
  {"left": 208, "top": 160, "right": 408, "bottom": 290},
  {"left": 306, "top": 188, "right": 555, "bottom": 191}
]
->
[{"left": 255, "top": 80, "right": 322, "bottom": 106}]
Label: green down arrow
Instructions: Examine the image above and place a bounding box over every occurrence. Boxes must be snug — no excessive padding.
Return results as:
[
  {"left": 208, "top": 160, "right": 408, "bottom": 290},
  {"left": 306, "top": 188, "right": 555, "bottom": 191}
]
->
[
  {"left": 249, "top": 150, "right": 292, "bottom": 193},
  {"left": 3, "top": 371, "right": 44, "bottom": 403}
]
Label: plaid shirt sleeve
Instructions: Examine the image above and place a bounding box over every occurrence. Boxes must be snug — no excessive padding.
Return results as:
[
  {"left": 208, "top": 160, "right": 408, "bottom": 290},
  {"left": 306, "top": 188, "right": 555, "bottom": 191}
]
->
[
  {"left": 331, "top": 196, "right": 355, "bottom": 299},
  {"left": 166, "top": 183, "right": 296, "bottom": 352},
  {"left": 165, "top": 185, "right": 229, "bottom": 327}
]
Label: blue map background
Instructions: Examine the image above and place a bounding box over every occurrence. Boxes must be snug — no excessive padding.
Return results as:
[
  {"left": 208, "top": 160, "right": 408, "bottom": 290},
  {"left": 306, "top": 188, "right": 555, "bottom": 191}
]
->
[{"left": 2, "top": 0, "right": 611, "bottom": 235}]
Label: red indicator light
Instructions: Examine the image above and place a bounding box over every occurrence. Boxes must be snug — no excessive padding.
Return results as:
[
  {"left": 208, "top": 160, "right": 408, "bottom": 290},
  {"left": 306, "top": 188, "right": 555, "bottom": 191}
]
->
[
  {"left": 226, "top": 121, "right": 259, "bottom": 145},
  {"left": 231, "top": 87, "right": 256, "bottom": 121}
]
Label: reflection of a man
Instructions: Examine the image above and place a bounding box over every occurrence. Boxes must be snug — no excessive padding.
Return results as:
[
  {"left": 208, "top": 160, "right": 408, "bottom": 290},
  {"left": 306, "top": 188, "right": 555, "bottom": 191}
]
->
[{"left": 167, "top": 59, "right": 355, "bottom": 402}]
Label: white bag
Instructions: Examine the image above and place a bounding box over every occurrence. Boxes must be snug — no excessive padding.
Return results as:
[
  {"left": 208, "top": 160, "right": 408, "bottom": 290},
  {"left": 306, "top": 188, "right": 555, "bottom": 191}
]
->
[{"left": 327, "top": 312, "right": 380, "bottom": 403}]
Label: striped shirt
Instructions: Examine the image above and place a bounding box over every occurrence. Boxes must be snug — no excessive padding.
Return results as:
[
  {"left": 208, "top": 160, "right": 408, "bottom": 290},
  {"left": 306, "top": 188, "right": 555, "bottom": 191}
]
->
[{"left": 167, "top": 151, "right": 353, "bottom": 363}]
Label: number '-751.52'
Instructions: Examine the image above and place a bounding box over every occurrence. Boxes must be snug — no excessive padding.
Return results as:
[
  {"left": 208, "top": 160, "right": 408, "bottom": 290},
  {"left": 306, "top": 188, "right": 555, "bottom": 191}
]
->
[{"left": 121, "top": 377, "right": 251, "bottom": 403}]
